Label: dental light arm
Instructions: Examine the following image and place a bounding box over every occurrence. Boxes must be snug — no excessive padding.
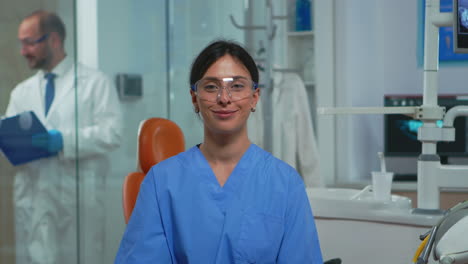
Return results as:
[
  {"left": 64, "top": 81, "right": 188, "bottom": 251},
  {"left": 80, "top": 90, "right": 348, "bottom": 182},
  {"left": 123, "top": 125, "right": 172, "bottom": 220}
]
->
[{"left": 442, "top": 105, "right": 468, "bottom": 127}]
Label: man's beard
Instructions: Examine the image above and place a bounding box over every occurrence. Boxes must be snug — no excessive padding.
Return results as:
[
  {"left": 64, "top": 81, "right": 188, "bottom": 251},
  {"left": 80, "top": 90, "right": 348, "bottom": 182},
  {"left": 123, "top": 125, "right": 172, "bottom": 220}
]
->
[
  {"left": 27, "top": 47, "right": 51, "bottom": 70},
  {"left": 29, "top": 56, "right": 48, "bottom": 70}
]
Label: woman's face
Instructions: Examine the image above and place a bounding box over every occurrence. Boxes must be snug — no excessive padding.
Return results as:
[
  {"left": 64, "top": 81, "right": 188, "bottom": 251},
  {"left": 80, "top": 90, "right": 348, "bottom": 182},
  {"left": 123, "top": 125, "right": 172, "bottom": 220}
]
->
[{"left": 191, "top": 54, "right": 259, "bottom": 136}]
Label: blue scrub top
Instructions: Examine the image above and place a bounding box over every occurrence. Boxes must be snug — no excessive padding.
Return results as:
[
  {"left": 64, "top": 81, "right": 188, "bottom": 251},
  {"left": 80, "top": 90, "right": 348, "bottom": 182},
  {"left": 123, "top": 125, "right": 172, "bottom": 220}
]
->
[{"left": 115, "top": 144, "right": 323, "bottom": 263}]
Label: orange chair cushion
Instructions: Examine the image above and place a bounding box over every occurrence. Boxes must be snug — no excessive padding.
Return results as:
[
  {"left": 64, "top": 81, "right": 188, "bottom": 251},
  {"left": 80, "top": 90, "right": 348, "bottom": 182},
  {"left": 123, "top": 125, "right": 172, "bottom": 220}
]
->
[
  {"left": 123, "top": 118, "right": 185, "bottom": 224},
  {"left": 138, "top": 118, "right": 185, "bottom": 174},
  {"left": 122, "top": 171, "right": 146, "bottom": 224}
]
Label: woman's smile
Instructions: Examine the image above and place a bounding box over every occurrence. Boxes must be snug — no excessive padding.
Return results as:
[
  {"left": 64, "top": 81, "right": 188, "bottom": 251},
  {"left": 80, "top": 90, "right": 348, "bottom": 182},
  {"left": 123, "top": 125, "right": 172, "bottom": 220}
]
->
[{"left": 212, "top": 108, "right": 238, "bottom": 119}]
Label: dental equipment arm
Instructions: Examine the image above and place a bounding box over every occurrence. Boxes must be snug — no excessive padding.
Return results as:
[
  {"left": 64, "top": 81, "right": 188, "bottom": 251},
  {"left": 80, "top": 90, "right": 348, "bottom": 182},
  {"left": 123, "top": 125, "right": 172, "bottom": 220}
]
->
[
  {"left": 417, "top": 104, "right": 468, "bottom": 209},
  {"left": 442, "top": 106, "right": 468, "bottom": 127}
]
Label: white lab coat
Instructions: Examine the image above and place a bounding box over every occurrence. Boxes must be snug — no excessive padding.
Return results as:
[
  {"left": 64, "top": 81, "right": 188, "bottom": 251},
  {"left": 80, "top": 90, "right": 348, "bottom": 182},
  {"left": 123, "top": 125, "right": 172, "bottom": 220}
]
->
[
  {"left": 248, "top": 72, "right": 321, "bottom": 187},
  {"left": 5, "top": 56, "right": 122, "bottom": 264}
]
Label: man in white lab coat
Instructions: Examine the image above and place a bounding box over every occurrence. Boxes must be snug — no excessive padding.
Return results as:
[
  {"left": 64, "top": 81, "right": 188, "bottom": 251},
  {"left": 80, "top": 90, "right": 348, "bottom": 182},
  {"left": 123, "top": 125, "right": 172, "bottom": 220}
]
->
[{"left": 5, "top": 10, "right": 122, "bottom": 264}]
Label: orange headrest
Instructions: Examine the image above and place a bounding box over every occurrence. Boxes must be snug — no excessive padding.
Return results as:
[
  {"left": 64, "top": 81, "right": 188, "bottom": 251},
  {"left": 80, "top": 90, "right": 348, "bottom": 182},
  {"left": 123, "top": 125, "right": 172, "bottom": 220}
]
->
[{"left": 137, "top": 118, "right": 185, "bottom": 174}]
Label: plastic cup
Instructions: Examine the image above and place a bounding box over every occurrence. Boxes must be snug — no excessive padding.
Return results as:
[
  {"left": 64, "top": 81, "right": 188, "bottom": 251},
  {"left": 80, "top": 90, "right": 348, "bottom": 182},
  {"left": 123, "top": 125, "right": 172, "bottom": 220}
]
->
[{"left": 371, "top": 171, "right": 394, "bottom": 202}]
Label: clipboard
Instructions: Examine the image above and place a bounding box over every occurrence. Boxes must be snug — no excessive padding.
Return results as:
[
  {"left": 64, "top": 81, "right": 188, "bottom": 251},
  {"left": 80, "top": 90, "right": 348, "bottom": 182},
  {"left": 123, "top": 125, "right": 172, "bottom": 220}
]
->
[{"left": 0, "top": 111, "right": 56, "bottom": 166}]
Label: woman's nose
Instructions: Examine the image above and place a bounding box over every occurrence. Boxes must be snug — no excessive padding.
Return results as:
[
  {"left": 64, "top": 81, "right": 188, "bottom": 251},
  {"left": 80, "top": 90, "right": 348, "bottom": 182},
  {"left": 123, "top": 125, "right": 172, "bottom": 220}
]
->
[{"left": 216, "top": 86, "right": 231, "bottom": 103}]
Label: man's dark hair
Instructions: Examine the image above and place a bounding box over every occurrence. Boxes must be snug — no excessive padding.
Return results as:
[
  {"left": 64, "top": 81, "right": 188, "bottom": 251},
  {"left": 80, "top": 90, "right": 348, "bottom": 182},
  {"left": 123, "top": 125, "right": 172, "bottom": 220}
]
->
[{"left": 25, "top": 10, "right": 66, "bottom": 43}]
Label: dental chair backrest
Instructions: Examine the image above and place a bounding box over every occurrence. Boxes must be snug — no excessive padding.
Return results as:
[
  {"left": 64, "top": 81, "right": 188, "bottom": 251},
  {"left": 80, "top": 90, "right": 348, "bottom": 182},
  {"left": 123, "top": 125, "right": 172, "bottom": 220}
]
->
[
  {"left": 122, "top": 117, "right": 185, "bottom": 224},
  {"left": 433, "top": 200, "right": 468, "bottom": 264},
  {"left": 414, "top": 200, "right": 468, "bottom": 264}
]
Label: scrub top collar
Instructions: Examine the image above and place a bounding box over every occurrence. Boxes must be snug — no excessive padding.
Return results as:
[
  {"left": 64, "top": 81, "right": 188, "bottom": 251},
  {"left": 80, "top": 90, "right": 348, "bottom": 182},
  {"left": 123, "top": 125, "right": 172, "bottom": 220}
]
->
[{"left": 190, "top": 143, "right": 259, "bottom": 190}]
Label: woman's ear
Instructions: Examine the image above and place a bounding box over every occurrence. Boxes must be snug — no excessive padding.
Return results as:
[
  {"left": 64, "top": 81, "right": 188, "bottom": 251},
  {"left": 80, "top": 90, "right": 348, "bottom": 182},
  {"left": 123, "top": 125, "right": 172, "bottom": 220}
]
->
[
  {"left": 250, "top": 88, "right": 260, "bottom": 109},
  {"left": 190, "top": 89, "right": 199, "bottom": 113}
]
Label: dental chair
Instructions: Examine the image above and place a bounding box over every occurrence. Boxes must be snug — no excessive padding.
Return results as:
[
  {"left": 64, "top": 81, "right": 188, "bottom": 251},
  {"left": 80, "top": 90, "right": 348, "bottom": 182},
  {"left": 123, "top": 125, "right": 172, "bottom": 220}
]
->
[
  {"left": 122, "top": 117, "right": 185, "bottom": 224},
  {"left": 413, "top": 200, "right": 468, "bottom": 264}
]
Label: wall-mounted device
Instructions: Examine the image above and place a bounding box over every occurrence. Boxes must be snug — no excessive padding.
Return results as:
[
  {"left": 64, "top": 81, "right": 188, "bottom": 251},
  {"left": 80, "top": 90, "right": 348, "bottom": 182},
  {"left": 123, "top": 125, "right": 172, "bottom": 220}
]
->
[
  {"left": 115, "top": 73, "right": 143, "bottom": 100},
  {"left": 454, "top": 0, "right": 468, "bottom": 53}
]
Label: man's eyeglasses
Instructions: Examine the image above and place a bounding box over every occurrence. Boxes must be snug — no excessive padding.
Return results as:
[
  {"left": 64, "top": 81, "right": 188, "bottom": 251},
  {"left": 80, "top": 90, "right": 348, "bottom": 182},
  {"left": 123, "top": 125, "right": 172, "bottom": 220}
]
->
[
  {"left": 191, "top": 77, "right": 258, "bottom": 103},
  {"left": 19, "top": 33, "right": 49, "bottom": 48}
]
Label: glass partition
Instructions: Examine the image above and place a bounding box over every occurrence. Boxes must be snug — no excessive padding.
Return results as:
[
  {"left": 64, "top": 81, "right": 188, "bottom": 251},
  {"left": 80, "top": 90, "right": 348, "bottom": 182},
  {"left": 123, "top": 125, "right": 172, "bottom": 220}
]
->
[
  {"left": 0, "top": 1, "right": 79, "bottom": 263},
  {"left": 82, "top": 1, "right": 169, "bottom": 262}
]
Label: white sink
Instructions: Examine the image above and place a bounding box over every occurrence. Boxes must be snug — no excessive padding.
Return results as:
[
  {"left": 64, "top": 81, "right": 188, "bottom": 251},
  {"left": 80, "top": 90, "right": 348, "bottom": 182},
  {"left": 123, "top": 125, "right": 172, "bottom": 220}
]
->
[
  {"left": 307, "top": 187, "right": 412, "bottom": 208},
  {"left": 306, "top": 187, "right": 440, "bottom": 226}
]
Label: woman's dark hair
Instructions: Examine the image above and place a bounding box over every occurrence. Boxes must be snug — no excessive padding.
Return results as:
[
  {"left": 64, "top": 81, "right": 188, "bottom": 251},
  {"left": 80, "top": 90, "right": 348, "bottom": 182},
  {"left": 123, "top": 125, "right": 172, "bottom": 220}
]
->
[{"left": 189, "top": 40, "right": 259, "bottom": 86}]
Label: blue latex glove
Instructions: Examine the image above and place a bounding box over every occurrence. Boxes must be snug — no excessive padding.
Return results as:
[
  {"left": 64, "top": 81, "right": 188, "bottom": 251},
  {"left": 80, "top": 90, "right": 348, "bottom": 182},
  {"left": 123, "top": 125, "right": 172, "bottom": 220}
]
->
[{"left": 31, "top": 129, "right": 63, "bottom": 153}]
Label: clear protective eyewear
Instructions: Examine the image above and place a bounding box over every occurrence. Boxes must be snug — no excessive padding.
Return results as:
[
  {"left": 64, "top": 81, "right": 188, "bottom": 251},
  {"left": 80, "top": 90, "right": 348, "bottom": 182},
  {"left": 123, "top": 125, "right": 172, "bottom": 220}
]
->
[
  {"left": 191, "top": 76, "right": 258, "bottom": 103},
  {"left": 19, "top": 33, "right": 49, "bottom": 48}
]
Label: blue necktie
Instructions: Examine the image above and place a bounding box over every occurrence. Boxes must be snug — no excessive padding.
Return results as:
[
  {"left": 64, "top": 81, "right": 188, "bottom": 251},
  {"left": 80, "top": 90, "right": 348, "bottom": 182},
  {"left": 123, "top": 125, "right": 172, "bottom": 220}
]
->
[{"left": 44, "top": 73, "right": 56, "bottom": 116}]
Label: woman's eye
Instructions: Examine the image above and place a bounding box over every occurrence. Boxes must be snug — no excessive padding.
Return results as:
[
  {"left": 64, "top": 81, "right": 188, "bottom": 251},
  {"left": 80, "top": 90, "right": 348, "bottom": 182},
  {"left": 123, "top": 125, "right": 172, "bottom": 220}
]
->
[
  {"left": 231, "top": 83, "right": 245, "bottom": 91},
  {"left": 203, "top": 85, "right": 218, "bottom": 92}
]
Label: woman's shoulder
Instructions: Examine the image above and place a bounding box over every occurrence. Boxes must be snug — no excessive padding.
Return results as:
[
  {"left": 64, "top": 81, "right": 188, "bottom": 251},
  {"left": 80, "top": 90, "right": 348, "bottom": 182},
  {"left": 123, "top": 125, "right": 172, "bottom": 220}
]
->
[
  {"left": 251, "top": 144, "right": 296, "bottom": 171},
  {"left": 250, "top": 144, "right": 304, "bottom": 186},
  {"left": 145, "top": 145, "right": 201, "bottom": 182},
  {"left": 149, "top": 146, "right": 196, "bottom": 171}
]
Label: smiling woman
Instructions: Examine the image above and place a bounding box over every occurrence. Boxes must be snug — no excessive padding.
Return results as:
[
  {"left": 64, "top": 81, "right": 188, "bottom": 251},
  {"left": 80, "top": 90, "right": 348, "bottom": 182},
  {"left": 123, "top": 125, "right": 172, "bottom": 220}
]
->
[
  {"left": 191, "top": 55, "right": 258, "bottom": 143},
  {"left": 114, "top": 40, "right": 324, "bottom": 263}
]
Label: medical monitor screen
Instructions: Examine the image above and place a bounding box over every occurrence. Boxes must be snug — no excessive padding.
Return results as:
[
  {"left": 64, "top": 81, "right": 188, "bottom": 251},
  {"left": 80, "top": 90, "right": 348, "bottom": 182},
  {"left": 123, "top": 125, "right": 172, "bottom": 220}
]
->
[
  {"left": 384, "top": 94, "right": 468, "bottom": 157},
  {"left": 454, "top": 0, "right": 468, "bottom": 53}
]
